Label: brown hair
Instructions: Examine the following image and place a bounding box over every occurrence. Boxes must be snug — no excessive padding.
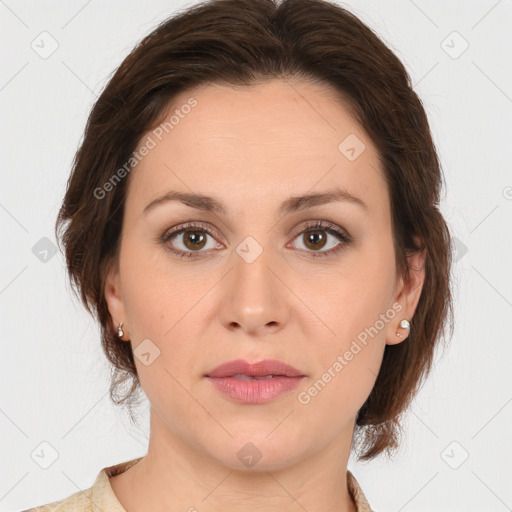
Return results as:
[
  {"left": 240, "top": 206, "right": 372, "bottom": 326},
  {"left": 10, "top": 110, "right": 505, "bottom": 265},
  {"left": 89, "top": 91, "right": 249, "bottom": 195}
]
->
[{"left": 55, "top": 0, "right": 453, "bottom": 460}]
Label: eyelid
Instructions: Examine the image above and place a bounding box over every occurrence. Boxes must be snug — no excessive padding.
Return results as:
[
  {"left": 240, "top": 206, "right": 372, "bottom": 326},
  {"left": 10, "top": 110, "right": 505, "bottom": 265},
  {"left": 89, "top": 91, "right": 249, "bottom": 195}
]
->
[
  {"left": 289, "top": 219, "right": 350, "bottom": 239},
  {"left": 163, "top": 219, "right": 349, "bottom": 242},
  {"left": 163, "top": 221, "right": 225, "bottom": 244}
]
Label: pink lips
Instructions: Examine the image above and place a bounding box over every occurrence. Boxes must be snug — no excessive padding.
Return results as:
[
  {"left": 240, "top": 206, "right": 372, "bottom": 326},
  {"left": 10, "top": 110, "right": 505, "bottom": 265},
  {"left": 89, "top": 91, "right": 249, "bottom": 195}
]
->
[{"left": 205, "top": 359, "right": 305, "bottom": 404}]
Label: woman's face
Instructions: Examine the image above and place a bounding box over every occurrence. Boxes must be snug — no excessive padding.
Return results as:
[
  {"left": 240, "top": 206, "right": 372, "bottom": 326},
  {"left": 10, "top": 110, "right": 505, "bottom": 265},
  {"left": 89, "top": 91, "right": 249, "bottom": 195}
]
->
[{"left": 105, "top": 78, "right": 423, "bottom": 470}]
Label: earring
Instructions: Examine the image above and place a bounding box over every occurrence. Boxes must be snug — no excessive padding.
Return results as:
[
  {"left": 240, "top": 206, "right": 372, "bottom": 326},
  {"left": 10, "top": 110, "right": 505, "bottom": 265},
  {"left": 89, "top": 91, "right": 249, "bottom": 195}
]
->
[
  {"left": 117, "top": 322, "right": 124, "bottom": 338},
  {"left": 396, "top": 318, "right": 411, "bottom": 338}
]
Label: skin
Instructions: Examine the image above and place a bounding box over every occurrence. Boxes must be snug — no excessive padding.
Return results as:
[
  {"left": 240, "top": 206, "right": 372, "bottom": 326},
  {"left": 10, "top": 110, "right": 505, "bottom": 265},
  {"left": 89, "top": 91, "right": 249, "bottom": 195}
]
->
[{"left": 105, "top": 78, "right": 426, "bottom": 512}]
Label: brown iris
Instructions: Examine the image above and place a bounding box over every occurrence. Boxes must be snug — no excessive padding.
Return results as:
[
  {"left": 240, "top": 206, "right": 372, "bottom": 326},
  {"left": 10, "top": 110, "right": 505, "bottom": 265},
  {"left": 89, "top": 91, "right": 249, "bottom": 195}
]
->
[
  {"left": 182, "top": 230, "right": 207, "bottom": 250},
  {"left": 303, "top": 230, "right": 327, "bottom": 251}
]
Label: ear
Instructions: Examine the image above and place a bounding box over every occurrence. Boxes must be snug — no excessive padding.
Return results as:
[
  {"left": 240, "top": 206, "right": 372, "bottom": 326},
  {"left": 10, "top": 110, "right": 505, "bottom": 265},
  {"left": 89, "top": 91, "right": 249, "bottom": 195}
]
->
[
  {"left": 104, "top": 256, "right": 129, "bottom": 341},
  {"left": 386, "top": 239, "right": 427, "bottom": 346}
]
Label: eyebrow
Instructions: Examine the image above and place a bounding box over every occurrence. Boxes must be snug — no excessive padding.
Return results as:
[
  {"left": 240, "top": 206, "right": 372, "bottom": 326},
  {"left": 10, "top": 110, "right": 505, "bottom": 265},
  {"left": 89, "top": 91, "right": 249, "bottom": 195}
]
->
[{"left": 142, "top": 187, "right": 368, "bottom": 217}]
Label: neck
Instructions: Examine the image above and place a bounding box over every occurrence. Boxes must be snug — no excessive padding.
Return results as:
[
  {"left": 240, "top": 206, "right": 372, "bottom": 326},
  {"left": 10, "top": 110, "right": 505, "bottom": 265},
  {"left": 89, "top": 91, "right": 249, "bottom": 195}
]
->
[{"left": 110, "top": 408, "right": 358, "bottom": 512}]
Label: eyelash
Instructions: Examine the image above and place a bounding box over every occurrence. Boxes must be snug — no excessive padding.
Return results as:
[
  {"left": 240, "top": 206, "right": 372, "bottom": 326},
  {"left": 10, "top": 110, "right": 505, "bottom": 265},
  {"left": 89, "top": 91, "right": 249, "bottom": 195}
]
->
[{"left": 159, "top": 220, "right": 352, "bottom": 259}]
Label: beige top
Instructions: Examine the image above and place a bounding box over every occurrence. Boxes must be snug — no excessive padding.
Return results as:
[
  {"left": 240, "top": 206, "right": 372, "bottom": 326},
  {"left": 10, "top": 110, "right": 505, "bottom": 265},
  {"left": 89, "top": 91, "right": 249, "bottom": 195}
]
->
[{"left": 24, "top": 457, "right": 374, "bottom": 511}]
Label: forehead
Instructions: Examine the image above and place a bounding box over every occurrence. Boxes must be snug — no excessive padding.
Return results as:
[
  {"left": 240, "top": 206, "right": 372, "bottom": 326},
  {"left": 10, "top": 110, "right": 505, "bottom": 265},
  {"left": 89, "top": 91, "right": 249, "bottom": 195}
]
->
[{"left": 127, "top": 78, "right": 388, "bottom": 218}]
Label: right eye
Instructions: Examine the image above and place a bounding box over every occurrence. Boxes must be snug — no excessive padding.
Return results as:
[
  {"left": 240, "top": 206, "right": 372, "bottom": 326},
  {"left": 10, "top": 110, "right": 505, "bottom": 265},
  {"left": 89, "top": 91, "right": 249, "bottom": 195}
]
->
[{"left": 161, "top": 222, "right": 224, "bottom": 258}]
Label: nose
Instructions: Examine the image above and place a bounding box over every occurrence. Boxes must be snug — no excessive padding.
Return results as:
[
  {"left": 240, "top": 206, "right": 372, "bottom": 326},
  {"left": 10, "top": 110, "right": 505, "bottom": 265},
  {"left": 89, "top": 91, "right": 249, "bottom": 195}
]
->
[{"left": 219, "top": 244, "right": 289, "bottom": 336}]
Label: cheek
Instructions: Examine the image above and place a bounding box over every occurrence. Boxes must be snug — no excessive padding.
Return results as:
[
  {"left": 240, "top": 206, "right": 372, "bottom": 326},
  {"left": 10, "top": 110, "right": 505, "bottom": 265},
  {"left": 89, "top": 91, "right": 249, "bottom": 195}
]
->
[
  {"left": 305, "top": 253, "right": 395, "bottom": 349},
  {"left": 295, "top": 287, "right": 388, "bottom": 427},
  {"left": 118, "top": 246, "right": 201, "bottom": 409},
  {"left": 118, "top": 238, "right": 210, "bottom": 388},
  {"left": 119, "top": 237, "right": 186, "bottom": 337},
  {"left": 297, "top": 255, "right": 395, "bottom": 409}
]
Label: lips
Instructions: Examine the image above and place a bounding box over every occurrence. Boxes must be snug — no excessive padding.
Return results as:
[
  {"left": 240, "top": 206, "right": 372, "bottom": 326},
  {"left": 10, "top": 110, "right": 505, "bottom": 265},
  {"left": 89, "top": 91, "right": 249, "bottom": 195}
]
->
[
  {"left": 206, "top": 359, "right": 304, "bottom": 378},
  {"left": 205, "top": 359, "right": 305, "bottom": 404}
]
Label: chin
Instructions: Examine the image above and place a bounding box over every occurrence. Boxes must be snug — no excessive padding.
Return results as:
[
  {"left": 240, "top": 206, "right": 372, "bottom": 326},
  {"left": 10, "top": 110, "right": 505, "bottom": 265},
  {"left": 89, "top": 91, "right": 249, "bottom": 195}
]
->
[{"left": 202, "top": 429, "right": 310, "bottom": 472}]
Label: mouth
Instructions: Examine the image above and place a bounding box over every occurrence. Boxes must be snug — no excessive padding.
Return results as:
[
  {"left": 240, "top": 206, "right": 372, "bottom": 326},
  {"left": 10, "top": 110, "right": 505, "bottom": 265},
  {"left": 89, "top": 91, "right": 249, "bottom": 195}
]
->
[{"left": 205, "top": 359, "right": 305, "bottom": 404}]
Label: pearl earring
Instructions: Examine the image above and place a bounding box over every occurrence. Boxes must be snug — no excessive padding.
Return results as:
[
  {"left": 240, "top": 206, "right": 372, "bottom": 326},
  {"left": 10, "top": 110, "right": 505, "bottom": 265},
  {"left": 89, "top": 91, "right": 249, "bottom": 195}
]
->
[
  {"left": 117, "top": 322, "right": 124, "bottom": 338},
  {"left": 396, "top": 318, "right": 410, "bottom": 338}
]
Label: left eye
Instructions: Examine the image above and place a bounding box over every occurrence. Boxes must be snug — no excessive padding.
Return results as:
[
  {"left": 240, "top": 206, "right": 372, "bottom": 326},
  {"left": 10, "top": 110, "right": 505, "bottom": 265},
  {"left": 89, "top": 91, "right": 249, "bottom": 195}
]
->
[
  {"left": 288, "top": 221, "right": 351, "bottom": 257},
  {"left": 291, "top": 229, "right": 343, "bottom": 253}
]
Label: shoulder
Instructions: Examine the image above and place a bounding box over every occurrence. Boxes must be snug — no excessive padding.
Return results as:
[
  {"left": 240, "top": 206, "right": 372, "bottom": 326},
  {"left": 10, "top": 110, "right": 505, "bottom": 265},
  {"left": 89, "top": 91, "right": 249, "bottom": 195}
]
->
[
  {"left": 21, "top": 456, "right": 143, "bottom": 512},
  {"left": 19, "top": 484, "right": 95, "bottom": 511},
  {"left": 347, "top": 470, "right": 376, "bottom": 512}
]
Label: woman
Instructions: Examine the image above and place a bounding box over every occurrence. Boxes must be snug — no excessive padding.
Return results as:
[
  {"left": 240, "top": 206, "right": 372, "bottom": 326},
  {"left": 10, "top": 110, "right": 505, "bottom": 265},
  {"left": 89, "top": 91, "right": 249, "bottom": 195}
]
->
[{"left": 26, "top": 0, "right": 453, "bottom": 510}]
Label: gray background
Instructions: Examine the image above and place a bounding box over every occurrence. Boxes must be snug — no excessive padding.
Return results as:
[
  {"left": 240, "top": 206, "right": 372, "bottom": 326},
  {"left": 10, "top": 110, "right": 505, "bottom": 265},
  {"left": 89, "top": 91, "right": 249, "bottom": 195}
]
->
[{"left": 1, "top": 0, "right": 511, "bottom": 511}]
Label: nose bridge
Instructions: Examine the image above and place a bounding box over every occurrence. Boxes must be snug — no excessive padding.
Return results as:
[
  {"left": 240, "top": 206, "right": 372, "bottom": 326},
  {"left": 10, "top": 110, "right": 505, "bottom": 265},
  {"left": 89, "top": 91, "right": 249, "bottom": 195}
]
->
[{"left": 220, "top": 235, "right": 288, "bottom": 334}]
